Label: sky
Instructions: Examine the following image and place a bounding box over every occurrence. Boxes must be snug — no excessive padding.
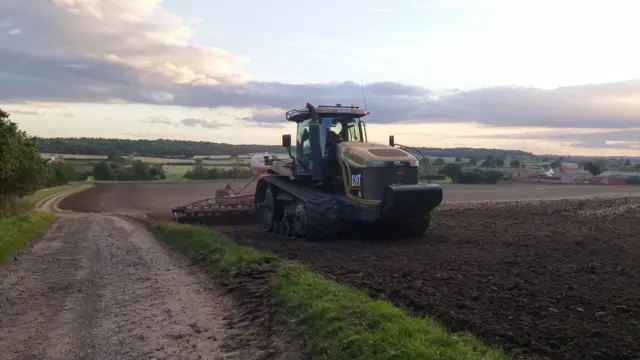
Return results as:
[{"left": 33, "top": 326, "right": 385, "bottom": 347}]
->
[{"left": 1, "top": 0, "right": 640, "bottom": 156}]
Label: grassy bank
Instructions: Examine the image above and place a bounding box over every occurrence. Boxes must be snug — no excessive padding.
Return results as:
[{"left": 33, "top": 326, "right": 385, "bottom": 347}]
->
[
  {"left": 0, "top": 212, "right": 55, "bottom": 261},
  {"left": 25, "top": 184, "right": 77, "bottom": 207},
  {"left": 149, "top": 222, "right": 510, "bottom": 360},
  {"left": 0, "top": 185, "right": 77, "bottom": 262}
]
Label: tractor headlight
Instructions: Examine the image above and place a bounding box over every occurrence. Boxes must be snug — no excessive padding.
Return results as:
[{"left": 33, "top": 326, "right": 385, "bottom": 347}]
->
[{"left": 409, "top": 160, "right": 419, "bottom": 167}]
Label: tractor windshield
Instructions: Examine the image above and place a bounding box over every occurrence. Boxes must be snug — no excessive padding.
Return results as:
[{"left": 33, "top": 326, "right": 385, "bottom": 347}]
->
[
  {"left": 320, "top": 116, "right": 364, "bottom": 159},
  {"left": 321, "top": 116, "right": 364, "bottom": 143}
]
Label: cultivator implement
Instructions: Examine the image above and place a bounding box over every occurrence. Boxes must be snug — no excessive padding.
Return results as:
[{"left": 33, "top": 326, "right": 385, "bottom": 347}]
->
[
  {"left": 171, "top": 154, "right": 277, "bottom": 226},
  {"left": 172, "top": 178, "right": 257, "bottom": 226}
]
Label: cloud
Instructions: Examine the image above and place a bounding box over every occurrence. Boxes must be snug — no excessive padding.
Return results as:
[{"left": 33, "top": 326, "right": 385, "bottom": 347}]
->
[
  {"left": 451, "top": 128, "right": 640, "bottom": 150},
  {"left": 1, "top": 0, "right": 640, "bottom": 135},
  {"left": 140, "top": 116, "right": 173, "bottom": 124},
  {"left": 0, "top": 0, "right": 249, "bottom": 86},
  {"left": 5, "top": 109, "right": 44, "bottom": 115},
  {"left": 179, "top": 118, "right": 228, "bottom": 129},
  {"left": 236, "top": 108, "right": 286, "bottom": 128}
]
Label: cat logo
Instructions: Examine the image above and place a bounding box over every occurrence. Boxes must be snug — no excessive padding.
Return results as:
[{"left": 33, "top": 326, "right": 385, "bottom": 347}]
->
[{"left": 351, "top": 174, "right": 361, "bottom": 189}]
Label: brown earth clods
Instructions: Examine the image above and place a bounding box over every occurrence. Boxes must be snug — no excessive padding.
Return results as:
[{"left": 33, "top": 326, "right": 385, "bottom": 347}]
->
[{"left": 59, "top": 182, "right": 640, "bottom": 360}]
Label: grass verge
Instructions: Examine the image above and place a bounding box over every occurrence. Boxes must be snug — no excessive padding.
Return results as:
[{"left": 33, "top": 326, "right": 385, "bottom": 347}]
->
[
  {"left": 0, "top": 212, "right": 55, "bottom": 262},
  {"left": 0, "top": 185, "right": 77, "bottom": 262},
  {"left": 25, "top": 184, "right": 77, "bottom": 207},
  {"left": 149, "top": 221, "right": 510, "bottom": 360}
]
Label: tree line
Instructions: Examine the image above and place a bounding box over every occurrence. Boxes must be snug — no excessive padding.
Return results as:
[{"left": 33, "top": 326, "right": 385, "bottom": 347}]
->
[
  {"left": 91, "top": 153, "right": 168, "bottom": 181},
  {"left": 182, "top": 159, "right": 254, "bottom": 180},
  {"left": 1, "top": 109, "right": 79, "bottom": 215},
  {"left": 37, "top": 137, "right": 285, "bottom": 158},
  {"left": 36, "top": 137, "right": 537, "bottom": 160}
]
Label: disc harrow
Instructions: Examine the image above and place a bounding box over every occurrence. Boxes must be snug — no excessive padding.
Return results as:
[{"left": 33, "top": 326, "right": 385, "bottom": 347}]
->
[{"left": 172, "top": 181, "right": 257, "bottom": 226}]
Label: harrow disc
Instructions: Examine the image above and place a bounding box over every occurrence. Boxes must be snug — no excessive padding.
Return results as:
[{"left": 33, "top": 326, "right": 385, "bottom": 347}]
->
[{"left": 172, "top": 190, "right": 256, "bottom": 226}]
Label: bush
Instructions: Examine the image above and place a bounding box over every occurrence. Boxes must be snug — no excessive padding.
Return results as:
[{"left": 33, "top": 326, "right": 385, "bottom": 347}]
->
[
  {"left": 40, "top": 162, "right": 77, "bottom": 188},
  {"left": 459, "top": 171, "right": 486, "bottom": 184},
  {"left": 626, "top": 176, "right": 640, "bottom": 185},
  {"left": 483, "top": 170, "right": 503, "bottom": 184},
  {"left": 92, "top": 158, "right": 167, "bottom": 181},
  {"left": 437, "top": 164, "right": 501, "bottom": 184}
]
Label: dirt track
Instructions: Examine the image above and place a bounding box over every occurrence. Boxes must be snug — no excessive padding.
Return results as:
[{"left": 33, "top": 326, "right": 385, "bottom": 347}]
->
[
  {"left": 59, "top": 182, "right": 640, "bottom": 360},
  {"left": 0, "top": 188, "right": 299, "bottom": 360}
]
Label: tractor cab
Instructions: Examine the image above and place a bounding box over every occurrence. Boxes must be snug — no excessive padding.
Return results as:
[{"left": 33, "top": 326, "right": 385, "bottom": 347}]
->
[
  {"left": 290, "top": 105, "right": 367, "bottom": 164},
  {"left": 284, "top": 104, "right": 368, "bottom": 191}
]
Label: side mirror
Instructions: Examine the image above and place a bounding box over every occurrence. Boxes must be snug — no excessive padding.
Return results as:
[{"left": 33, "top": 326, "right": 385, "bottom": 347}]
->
[
  {"left": 388, "top": 135, "right": 395, "bottom": 147},
  {"left": 282, "top": 134, "right": 292, "bottom": 148}
]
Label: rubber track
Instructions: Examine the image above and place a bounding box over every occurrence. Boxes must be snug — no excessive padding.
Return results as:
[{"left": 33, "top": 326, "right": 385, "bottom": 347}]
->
[{"left": 261, "top": 176, "right": 341, "bottom": 241}]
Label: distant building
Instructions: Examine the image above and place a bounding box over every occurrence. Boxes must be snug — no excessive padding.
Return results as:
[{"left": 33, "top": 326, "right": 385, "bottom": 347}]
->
[
  {"left": 508, "top": 168, "right": 593, "bottom": 184},
  {"left": 591, "top": 171, "right": 640, "bottom": 185}
]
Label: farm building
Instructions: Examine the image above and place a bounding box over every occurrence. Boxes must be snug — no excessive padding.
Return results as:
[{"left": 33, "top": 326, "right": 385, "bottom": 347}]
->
[
  {"left": 508, "top": 168, "right": 593, "bottom": 184},
  {"left": 591, "top": 171, "right": 640, "bottom": 185}
]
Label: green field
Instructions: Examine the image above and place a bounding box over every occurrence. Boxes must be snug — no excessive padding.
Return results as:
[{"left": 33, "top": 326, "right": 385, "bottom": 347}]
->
[{"left": 163, "top": 164, "right": 235, "bottom": 179}]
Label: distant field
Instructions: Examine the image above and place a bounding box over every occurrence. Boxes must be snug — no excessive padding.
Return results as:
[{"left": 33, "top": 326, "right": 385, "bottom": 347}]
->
[{"left": 41, "top": 153, "right": 248, "bottom": 165}]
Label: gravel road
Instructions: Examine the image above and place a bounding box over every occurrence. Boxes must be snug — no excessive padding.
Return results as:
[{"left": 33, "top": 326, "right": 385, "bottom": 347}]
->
[{"left": 0, "top": 188, "right": 298, "bottom": 360}]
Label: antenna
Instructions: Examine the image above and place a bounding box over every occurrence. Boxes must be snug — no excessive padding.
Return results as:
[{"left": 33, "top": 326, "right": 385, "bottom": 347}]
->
[{"left": 360, "top": 78, "right": 368, "bottom": 111}]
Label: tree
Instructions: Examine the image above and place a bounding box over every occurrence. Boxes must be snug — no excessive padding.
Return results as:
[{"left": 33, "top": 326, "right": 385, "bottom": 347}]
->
[
  {"left": 438, "top": 164, "right": 463, "bottom": 181},
  {"left": 624, "top": 159, "right": 631, "bottom": 166},
  {"left": 482, "top": 156, "right": 495, "bottom": 168},
  {"left": 583, "top": 161, "right": 602, "bottom": 176},
  {"left": 454, "top": 157, "right": 462, "bottom": 162},
  {"left": 0, "top": 108, "right": 47, "bottom": 212},
  {"left": 468, "top": 157, "right": 478, "bottom": 165},
  {"left": 549, "top": 160, "right": 562, "bottom": 169},
  {"left": 510, "top": 159, "right": 521, "bottom": 168},
  {"left": 131, "top": 160, "right": 151, "bottom": 181},
  {"left": 93, "top": 161, "right": 111, "bottom": 180},
  {"left": 495, "top": 158, "right": 505, "bottom": 168},
  {"left": 107, "top": 150, "right": 121, "bottom": 161},
  {"left": 433, "top": 158, "right": 445, "bottom": 166}
]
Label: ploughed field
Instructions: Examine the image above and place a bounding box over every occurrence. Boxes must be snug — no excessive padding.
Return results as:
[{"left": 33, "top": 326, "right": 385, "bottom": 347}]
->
[{"left": 60, "top": 181, "right": 640, "bottom": 360}]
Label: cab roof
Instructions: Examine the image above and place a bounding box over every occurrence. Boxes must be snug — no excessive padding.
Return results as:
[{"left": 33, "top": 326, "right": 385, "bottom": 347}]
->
[{"left": 285, "top": 104, "right": 369, "bottom": 123}]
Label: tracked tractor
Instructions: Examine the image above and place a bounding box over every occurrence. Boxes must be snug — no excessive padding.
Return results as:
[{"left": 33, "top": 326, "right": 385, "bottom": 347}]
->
[{"left": 254, "top": 103, "right": 443, "bottom": 240}]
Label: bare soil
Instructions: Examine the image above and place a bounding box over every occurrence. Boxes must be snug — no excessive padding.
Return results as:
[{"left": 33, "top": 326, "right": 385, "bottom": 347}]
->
[
  {"left": 59, "top": 181, "right": 640, "bottom": 220},
  {"left": 1, "top": 191, "right": 299, "bottom": 360},
  {"left": 58, "top": 181, "right": 640, "bottom": 360}
]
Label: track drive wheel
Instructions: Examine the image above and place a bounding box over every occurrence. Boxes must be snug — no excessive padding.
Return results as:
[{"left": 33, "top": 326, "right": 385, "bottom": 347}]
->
[
  {"left": 397, "top": 215, "right": 431, "bottom": 238},
  {"left": 293, "top": 198, "right": 339, "bottom": 241},
  {"left": 258, "top": 186, "right": 283, "bottom": 232},
  {"left": 293, "top": 200, "right": 310, "bottom": 238}
]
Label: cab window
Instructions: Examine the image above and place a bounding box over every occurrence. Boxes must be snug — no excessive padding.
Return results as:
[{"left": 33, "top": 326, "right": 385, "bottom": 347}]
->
[{"left": 296, "top": 119, "right": 312, "bottom": 169}]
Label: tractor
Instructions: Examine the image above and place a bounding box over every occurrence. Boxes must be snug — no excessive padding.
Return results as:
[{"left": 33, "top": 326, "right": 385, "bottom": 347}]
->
[{"left": 254, "top": 103, "right": 443, "bottom": 240}]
